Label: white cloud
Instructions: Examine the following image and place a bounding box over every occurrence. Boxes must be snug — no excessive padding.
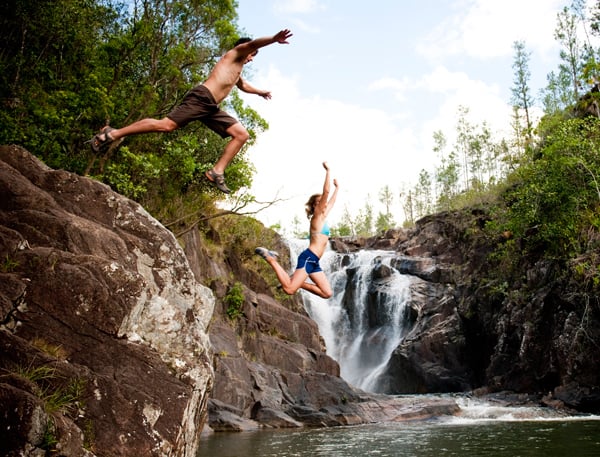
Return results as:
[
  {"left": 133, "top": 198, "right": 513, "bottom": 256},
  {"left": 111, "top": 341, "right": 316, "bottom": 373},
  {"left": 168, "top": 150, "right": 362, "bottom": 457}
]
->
[
  {"left": 418, "top": 0, "right": 565, "bottom": 60},
  {"left": 239, "top": 66, "right": 422, "bottom": 231},
  {"left": 236, "top": 61, "right": 517, "bottom": 231},
  {"left": 273, "top": 0, "right": 325, "bottom": 14}
]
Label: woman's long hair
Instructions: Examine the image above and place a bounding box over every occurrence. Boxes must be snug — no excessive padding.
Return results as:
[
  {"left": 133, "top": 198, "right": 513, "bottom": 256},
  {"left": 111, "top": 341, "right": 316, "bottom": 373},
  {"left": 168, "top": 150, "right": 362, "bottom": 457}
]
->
[{"left": 305, "top": 194, "right": 321, "bottom": 219}]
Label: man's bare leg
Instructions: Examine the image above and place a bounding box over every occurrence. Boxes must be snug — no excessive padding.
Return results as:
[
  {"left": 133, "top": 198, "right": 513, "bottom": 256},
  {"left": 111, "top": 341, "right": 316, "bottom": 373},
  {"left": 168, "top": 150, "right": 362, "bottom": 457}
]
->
[
  {"left": 211, "top": 122, "right": 250, "bottom": 175},
  {"left": 103, "top": 117, "right": 179, "bottom": 141},
  {"left": 205, "top": 122, "right": 250, "bottom": 193}
]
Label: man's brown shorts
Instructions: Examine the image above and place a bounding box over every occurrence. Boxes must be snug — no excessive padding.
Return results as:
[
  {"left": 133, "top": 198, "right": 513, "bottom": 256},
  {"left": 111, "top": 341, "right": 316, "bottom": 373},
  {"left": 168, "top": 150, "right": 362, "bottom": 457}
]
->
[{"left": 167, "top": 85, "right": 238, "bottom": 138}]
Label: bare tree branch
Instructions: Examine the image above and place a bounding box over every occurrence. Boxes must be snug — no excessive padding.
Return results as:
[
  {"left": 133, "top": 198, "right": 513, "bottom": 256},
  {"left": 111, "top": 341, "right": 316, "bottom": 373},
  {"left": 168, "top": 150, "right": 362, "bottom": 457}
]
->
[{"left": 165, "top": 191, "right": 289, "bottom": 238}]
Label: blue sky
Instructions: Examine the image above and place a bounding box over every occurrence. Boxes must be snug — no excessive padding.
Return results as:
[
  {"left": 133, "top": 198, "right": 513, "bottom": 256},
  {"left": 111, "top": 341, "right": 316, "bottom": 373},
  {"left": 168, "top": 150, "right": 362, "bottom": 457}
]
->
[{"left": 230, "top": 0, "right": 592, "bottom": 233}]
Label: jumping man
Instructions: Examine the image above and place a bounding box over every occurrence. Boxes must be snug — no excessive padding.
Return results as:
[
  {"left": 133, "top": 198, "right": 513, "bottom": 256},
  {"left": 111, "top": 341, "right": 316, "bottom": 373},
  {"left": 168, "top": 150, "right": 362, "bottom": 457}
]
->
[{"left": 88, "top": 29, "right": 293, "bottom": 194}]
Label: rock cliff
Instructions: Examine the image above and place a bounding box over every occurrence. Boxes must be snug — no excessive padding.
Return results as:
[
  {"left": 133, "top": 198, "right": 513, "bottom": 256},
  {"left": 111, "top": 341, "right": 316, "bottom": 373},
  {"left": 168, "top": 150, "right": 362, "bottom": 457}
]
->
[
  {"left": 0, "top": 146, "right": 214, "bottom": 456},
  {"left": 333, "top": 211, "right": 600, "bottom": 412}
]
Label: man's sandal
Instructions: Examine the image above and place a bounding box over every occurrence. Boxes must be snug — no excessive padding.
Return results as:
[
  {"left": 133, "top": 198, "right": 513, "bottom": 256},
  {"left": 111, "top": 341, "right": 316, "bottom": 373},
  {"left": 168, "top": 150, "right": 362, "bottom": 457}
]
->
[
  {"left": 86, "top": 126, "right": 116, "bottom": 154},
  {"left": 255, "top": 247, "right": 279, "bottom": 260},
  {"left": 205, "top": 169, "right": 231, "bottom": 194}
]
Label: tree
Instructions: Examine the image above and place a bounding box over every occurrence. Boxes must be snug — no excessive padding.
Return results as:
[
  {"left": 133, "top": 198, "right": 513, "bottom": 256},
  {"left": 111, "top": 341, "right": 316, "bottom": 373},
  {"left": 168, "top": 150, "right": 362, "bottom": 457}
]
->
[
  {"left": 376, "top": 185, "right": 396, "bottom": 233},
  {"left": 292, "top": 215, "right": 306, "bottom": 239},
  {"left": 399, "top": 187, "right": 414, "bottom": 226},
  {"left": 355, "top": 197, "right": 374, "bottom": 237},
  {"left": 431, "top": 129, "right": 447, "bottom": 202},
  {"left": 511, "top": 40, "right": 534, "bottom": 146},
  {"left": 572, "top": 0, "right": 600, "bottom": 85},
  {"left": 336, "top": 206, "right": 355, "bottom": 237},
  {"left": 0, "top": 0, "right": 270, "bottom": 225},
  {"left": 0, "top": 0, "right": 120, "bottom": 166},
  {"left": 413, "top": 169, "right": 432, "bottom": 219},
  {"left": 591, "top": 0, "right": 600, "bottom": 35},
  {"left": 500, "top": 117, "right": 600, "bottom": 258},
  {"left": 455, "top": 106, "right": 474, "bottom": 191},
  {"left": 555, "top": 6, "right": 583, "bottom": 101},
  {"left": 541, "top": 69, "right": 574, "bottom": 114},
  {"left": 435, "top": 150, "right": 460, "bottom": 212}
]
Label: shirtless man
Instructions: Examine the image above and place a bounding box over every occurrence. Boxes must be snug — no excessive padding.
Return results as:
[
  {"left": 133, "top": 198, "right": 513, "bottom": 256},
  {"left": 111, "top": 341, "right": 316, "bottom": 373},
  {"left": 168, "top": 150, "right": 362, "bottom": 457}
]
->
[{"left": 88, "top": 29, "right": 293, "bottom": 194}]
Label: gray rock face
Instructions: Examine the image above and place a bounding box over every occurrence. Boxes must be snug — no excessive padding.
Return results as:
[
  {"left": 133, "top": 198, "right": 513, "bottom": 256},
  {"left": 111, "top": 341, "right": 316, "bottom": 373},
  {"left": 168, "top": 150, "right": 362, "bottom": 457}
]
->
[
  {"left": 0, "top": 146, "right": 214, "bottom": 456},
  {"left": 333, "top": 211, "right": 600, "bottom": 412}
]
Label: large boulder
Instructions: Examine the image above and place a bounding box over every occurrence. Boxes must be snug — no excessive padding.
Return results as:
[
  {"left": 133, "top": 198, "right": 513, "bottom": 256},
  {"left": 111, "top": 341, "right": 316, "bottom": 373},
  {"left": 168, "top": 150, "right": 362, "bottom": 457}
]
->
[{"left": 0, "top": 145, "right": 214, "bottom": 456}]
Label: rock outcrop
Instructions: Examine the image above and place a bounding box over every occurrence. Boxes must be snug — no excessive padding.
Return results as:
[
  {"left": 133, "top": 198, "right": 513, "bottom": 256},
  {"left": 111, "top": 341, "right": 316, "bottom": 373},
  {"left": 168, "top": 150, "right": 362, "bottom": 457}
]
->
[
  {"left": 333, "top": 211, "right": 600, "bottom": 412},
  {"left": 0, "top": 146, "right": 214, "bottom": 456}
]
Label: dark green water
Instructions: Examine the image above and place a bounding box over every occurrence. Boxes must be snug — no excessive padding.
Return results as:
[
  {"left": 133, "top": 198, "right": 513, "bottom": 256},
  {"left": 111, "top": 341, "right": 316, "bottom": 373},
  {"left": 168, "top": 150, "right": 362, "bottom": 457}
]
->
[{"left": 198, "top": 419, "right": 600, "bottom": 457}]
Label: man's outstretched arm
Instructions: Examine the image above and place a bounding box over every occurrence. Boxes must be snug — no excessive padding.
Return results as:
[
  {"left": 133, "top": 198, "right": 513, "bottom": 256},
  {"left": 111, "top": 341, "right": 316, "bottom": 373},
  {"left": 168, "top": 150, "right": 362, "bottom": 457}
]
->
[{"left": 238, "top": 29, "right": 293, "bottom": 55}]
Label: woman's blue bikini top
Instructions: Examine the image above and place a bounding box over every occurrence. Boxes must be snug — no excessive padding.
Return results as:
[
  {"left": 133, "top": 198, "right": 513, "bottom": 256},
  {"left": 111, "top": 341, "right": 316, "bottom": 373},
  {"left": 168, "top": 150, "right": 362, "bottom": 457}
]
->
[{"left": 310, "top": 221, "right": 330, "bottom": 238}]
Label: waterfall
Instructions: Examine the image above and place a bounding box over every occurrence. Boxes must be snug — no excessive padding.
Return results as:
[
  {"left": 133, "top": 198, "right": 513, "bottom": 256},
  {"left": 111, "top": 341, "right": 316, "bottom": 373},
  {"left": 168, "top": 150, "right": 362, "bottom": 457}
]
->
[{"left": 287, "top": 239, "right": 414, "bottom": 393}]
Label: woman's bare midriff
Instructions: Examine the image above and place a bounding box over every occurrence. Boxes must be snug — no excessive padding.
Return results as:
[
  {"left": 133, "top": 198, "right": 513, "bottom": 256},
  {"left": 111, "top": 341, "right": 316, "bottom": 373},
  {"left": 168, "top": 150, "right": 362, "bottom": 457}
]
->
[{"left": 308, "top": 234, "right": 329, "bottom": 258}]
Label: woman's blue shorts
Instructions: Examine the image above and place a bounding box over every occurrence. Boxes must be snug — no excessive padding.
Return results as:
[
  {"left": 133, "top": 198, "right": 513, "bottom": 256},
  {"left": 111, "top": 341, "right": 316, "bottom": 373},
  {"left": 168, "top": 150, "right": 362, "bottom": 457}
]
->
[{"left": 296, "top": 248, "right": 322, "bottom": 273}]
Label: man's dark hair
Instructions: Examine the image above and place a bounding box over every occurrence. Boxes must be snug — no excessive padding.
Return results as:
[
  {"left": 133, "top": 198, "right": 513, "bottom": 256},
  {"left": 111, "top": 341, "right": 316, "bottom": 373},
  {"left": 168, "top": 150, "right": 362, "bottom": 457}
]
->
[{"left": 234, "top": 37, "right": 252, "bottom": 47}]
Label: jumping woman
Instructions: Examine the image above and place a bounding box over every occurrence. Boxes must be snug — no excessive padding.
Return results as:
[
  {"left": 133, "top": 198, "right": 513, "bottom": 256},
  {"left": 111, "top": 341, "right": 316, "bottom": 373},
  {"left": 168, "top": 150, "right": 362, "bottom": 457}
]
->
[{"left": 255, "top": 161, "right": 339, "bottom": 298}]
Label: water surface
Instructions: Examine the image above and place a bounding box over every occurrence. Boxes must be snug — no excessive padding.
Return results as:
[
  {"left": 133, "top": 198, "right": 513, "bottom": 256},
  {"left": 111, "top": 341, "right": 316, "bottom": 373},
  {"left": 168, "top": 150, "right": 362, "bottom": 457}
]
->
[{"left": 198, "top": 418, "right": 600, "bottom": 457}]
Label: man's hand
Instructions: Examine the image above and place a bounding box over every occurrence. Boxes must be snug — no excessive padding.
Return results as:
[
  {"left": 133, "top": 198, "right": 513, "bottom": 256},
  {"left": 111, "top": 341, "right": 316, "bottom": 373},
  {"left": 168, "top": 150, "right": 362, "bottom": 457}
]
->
[
  {"left": 274, "top": 29, "right": 293, "bottom": 44},
  {"left": 322, "top": 161, "right": 329, "bottom": 171},
  {"left": 258, "top": 91, "right": 272, "bottom": 100}
]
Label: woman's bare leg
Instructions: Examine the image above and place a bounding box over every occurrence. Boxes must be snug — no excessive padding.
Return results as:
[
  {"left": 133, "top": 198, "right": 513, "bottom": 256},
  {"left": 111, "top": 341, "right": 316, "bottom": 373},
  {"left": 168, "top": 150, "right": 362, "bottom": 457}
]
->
[
  {"left": 303, "top": 271, "right": 333, "bottom": 299},
  {"left": 262, "top": 257, "right": 308, "bottom": 295}
]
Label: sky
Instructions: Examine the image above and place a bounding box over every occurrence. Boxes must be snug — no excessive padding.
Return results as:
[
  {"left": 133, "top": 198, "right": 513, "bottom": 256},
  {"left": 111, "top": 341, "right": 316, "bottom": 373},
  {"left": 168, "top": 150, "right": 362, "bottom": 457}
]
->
[{"left": 229, "top": 0, "right": 591, "bottom": 235}]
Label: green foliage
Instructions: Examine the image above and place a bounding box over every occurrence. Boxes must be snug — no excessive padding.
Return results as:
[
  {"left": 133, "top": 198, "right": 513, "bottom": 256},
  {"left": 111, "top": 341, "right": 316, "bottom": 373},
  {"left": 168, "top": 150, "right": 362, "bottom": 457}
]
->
[
  {"left": 0, "top": 0, "right": 267, "bottom": 226},
  {"left": 376, "top": 185, "right": 396, "bottom": 233},
  {"left": 354, "top": 198, "right": 374, "bottom": 237},
  {"left": 14, "top": 363, "right": 85, "bottom": 415},
  {"left": 0, "top": 0, "right": 120, "bottom": 167},
  {"left": 215, "top": 215, "right": 278, "bottom": 259},
  {"left": 291, "top": 215, "right": 309, "bottom": 239},
  {"left": 15, "top": 364, "right": 56, "bottom": 384},
  {"left": 332, "top": 223, "right": 352, "bottom": 237},
  {"left": 225, "top": 281, "right": 245, "bottom": 320},
  {"left": 44, "top": 377, "right": 85, "bottom": 414},
  {"left": 493, "top": 117, "right": 600, "bottom": 259}
]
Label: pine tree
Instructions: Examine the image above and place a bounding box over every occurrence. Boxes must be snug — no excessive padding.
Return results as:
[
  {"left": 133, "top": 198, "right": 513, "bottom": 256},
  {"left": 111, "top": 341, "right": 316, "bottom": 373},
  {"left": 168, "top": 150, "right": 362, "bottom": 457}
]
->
[{"left": 511, "top": 40, "right": 534, "bottom": 147}]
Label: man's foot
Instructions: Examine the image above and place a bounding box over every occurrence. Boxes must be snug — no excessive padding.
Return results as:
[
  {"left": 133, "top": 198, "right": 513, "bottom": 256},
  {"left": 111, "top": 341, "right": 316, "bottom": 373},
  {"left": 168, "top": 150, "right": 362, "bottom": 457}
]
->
[
  {"left": 255, "top": 247, "right": 279, "bottom": 261},
  {"left": 86, "top": 126, "right": 117, "bottom": 154},
  {"left": 205, "top": 169, "right": 231, "bottom": 194}
]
